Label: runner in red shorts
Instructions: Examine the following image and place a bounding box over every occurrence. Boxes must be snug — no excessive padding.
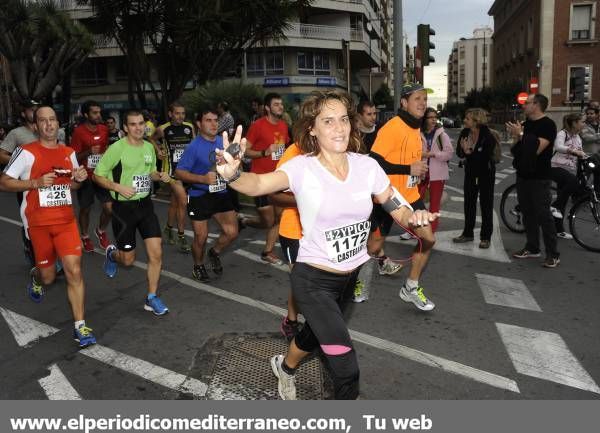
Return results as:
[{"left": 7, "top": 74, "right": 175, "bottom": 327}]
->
[{"left": 0, "top": 106, "right": 96, "bottom": 348}]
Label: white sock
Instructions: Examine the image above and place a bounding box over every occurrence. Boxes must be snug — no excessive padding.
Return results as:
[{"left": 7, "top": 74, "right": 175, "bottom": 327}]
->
[
  {"left": 74, "top": 320, "right": 85, "bottom": 330},
  {"left": 406, "top": 279, "right": 419, "bottom": 291}
]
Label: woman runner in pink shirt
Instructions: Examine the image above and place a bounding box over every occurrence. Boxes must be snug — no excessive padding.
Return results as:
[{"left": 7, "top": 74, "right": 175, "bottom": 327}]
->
[{"left": 216, "top": 91, "right": 439, "bottom": 400}]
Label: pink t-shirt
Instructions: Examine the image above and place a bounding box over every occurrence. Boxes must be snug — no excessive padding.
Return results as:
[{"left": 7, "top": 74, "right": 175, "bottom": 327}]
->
[{"left": 278, "top": 152, "right": 390, "bottom": 272}]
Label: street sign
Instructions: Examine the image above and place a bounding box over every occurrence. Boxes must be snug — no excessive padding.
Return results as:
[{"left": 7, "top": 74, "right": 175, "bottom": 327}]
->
[
  {"left": 517, "top": 92, "right": 529, "bottom": 105},
  {"left": 529, "top": 77, "right": 539, "bottom": 94}
]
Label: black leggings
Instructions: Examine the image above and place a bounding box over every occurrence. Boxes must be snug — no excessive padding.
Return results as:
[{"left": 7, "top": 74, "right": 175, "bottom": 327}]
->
[{"left": 291, "top": 262, "right": 360, "bottom": 400}]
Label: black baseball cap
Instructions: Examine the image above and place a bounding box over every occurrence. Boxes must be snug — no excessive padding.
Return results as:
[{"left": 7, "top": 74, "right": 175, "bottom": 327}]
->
[
  {"left": 400, "top": 83, "right": 433, "bottom": 98},
  {"left": 22, "top": 100, "right": 40, "bottom": 109}
]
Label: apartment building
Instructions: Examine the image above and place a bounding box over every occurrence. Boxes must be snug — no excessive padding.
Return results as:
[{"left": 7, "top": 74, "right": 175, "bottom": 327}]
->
[
  {"left": 489, "top": 0, "right": 600, "bottom": 122},
  {"left": 60, "top": 0, "right": 392, "bottom": 114},
  {"left": 447, "top": 27, "right": 493, "bottom": 105}
]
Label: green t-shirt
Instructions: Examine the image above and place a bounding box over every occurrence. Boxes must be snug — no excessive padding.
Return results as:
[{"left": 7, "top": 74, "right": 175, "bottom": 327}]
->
[{"left": 94, "top": 137, "right": 156, "bottom": 201}]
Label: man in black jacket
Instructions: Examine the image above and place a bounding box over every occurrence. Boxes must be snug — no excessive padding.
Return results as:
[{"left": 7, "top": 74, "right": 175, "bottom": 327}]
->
[{"left": 506, "top": 94, "right": 559, "bottom": 268}]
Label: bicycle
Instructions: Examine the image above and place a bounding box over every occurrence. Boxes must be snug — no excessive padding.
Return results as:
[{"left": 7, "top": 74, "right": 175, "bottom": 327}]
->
[{"left": 499, "top": 156, "right": 600, "bottom": 252}]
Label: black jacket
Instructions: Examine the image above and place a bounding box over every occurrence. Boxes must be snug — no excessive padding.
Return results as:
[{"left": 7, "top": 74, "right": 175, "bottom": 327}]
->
[{"left": 456, "top": 125, "right": 496, "bottom": 174}]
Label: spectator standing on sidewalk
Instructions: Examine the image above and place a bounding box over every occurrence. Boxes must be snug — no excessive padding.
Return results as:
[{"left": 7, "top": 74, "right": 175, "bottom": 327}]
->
[
  {"left": 453, "top": 108, "right": 497, "bottom": 248},
  {"left": 419, "top": 107, "right": 453, "bottom": 233},
  {"left": 507, "top": 94, "right": 560, "bottom": 268}
]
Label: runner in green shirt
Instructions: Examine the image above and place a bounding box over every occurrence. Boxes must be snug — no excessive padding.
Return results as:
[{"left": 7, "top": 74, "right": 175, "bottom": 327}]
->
[{"left": 94, "top": 110, "right": 172, "bottom": 315}]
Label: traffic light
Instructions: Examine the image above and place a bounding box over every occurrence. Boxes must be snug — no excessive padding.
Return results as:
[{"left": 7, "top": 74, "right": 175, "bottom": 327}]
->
[
  {"left": 417, "top": 24, "right": 435, "bottom": 66},
  {"left": 570, "top": 66, "right": 590, "bottom": 102}
]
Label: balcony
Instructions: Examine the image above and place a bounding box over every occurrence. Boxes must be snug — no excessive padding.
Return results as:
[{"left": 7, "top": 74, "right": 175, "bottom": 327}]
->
[
  {"left": 309, "top": 0, "right": 383, "bottom": 38},
  {"left": 284, "top": 23, "right": 381, "bottom": 67}
]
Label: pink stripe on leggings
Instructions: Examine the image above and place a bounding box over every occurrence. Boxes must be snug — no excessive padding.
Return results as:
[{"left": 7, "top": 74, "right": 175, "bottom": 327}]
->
[{"left": 320, "top": 344, "right": 352, "bottom": 355}]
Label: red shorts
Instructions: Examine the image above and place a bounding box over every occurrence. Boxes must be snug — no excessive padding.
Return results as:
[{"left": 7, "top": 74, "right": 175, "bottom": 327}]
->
[{"left": 28, "top": 220, "right": 82, "bottom": 268}]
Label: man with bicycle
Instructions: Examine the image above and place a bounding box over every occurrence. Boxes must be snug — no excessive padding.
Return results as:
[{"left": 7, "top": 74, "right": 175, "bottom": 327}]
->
[{"left": 506, "top": 94, "right": 560, "bottom": 268}]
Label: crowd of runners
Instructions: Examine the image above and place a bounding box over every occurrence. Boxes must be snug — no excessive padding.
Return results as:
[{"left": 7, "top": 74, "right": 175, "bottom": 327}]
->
[{"left": 0, "top": 84, "right": 498, "bottom": 399}]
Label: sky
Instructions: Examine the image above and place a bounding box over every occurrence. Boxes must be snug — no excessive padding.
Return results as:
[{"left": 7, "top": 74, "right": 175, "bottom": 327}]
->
[{"left": 402, "top": 0, "right": 495, "bottom": 107}]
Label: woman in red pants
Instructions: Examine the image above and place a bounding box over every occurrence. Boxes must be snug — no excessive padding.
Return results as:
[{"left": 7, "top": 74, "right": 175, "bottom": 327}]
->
[{"left": 419, "top": 107, "right": 454, "bottom": 232}]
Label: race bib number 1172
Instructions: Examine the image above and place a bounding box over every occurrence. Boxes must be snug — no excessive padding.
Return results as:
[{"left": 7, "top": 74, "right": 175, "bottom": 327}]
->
[{"left": 324, "top": 220, "right": 370, "bottom": 263}]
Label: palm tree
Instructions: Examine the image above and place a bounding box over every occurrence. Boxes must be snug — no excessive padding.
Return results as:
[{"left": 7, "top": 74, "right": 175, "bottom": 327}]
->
[{"left": 0, "top": 0, "right": 94, "bottom": 105}]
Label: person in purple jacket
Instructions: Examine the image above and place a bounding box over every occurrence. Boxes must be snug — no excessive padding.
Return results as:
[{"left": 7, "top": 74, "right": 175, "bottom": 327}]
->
[
  {"left": 419, "top": 107, "right": 454, "bottom": 232},
  {"left": 215, "top": 90, "right": 439, "bottom": 400}
]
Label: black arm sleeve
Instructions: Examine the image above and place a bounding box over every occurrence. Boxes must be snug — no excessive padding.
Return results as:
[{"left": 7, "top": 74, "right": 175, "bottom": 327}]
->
[{"left": 369, "top": 151, "right": 411, "bottom": 175}]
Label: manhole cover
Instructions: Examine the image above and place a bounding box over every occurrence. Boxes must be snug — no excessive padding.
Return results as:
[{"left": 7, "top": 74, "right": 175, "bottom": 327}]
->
[{"left": 190, "top": 333, "right": 333, "bottom": 400}]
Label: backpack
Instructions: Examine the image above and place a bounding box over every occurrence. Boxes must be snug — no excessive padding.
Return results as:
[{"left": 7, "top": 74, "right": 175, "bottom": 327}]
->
[{"left": 489, "top": 128, "right": 502, "bottom": 164}]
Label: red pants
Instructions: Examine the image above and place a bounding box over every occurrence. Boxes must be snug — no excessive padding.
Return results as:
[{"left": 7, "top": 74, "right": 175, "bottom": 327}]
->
[{"left": 418, "top": 179, "right": 445, "bottom": 232}]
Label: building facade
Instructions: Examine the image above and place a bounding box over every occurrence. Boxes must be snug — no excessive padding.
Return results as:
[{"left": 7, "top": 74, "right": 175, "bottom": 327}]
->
[
  {"left": 489, "top": 0, "right": 600, "bottom": 122},
  {"left": 59, "top": 0, "right": 392, "bottom": 116},
  {"left": 446, "top": 27, "right": 493, "bottom": 105}
]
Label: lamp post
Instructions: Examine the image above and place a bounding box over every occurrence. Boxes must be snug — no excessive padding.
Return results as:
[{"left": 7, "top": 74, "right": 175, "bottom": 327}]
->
[{"left": 393, "top": 0, "right": 403, "bottom": 112}]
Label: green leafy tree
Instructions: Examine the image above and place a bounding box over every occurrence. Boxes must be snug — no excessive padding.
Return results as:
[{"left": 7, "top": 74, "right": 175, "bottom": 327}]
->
[
  {"left": 79, "top": 0, "right": 312, "bottom": 117},
  {"left": 0, "top": 0, "right": 94, "bottom": 104},
  {"left": 373, "top": 83, "right": 393, "bottom": 110}
]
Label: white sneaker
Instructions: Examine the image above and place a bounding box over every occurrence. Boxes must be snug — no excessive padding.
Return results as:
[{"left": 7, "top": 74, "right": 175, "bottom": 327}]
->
[
  {"left": 399, "top": 285, "right": 435, "bottom": 311},
  {"left": 550, "top": 207, "right": 563, "bottom": 219},
  {"left": 378, "top": 257, "right": 403, "bottom": 275},
  {"left": 270, "top": 355, "right": 296, "bottom": 400},
  {"left": 557, "top": 232, "right": 573, "bottom": 239},
  {"left": 400, "top": 232, "right": 414, "bottom": 240}
]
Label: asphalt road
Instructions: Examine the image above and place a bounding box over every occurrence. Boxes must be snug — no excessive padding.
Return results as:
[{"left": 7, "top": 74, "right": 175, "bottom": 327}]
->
[{"left": 1, "top": 131, "right": 599, "bottom": 400}]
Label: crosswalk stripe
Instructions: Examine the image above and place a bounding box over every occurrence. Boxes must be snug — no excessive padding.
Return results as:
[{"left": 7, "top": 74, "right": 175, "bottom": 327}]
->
[
  {"left": 496, "top": 323, "right": 600, "bottom": 394},
  {"left": 39, "top": 364, "right": 82, "bottom": 400},
  {"left": 81, "top": 344, "right": 209, "bottom": 398},
  {"left": 476, "top": 274, "right": 541, "bottom": 312},
  {"left": 495, "top": 173, "right": 509, "bottom": 179}
]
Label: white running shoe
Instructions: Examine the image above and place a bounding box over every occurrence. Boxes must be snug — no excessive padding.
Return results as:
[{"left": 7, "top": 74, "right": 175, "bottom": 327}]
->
[
  {"left": 378, "top": 257, "right": 403, "bottom": 275},
  {"left": 270, "top": 355, "right": 296, "bottom": 400},
  {"left": 399, "top": 285, "right": 435, "bottom": 311},
  {"left": 399, "top": 232, "right": 414, "bottom": 240}
]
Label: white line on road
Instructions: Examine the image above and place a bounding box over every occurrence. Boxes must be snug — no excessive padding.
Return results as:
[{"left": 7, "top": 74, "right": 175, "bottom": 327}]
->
[
  {"left": 0, "top": 215, "right": 22, "bottom": 227},
  {"left": 0, "top": 307, "right": 60, "bottom": 347},
  {"left": 233, "top": 249, "right": 290, "bottom": 273},
  {"left": 39, "top": 364, "right": 82, "bottom": 400},
  {"left": 444, "top": 185, "right": 464, "bottom": 195},
  {"left": 450, "top": 196, "right": 464, "bottom": 202},
  {"left": 495, "top": 173, "right": 509, "bottom": 179},
  {"left": 80, "top": 344, "right": 208, "bottom": 398},
  {"left": 440, "top": 210, "right": 481, "bottom": 223},
  {"left": 476, "top": 274, "right": 541, "bottom": 312},
  {"left": 496, "top": 323, "right": 600, "bottom": 395}
]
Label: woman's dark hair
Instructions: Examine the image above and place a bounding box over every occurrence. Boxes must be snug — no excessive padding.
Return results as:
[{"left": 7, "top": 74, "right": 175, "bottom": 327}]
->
[
  {"left": 294, "top": 90, "right": 361, "bottom": 156},
  {"left": 421, "top": 107, "right": 438, "bottom": 132}
]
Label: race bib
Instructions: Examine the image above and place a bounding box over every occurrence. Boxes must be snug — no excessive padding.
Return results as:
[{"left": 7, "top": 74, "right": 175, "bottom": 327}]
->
[
  {"left": 87, "top": 153, "right": 102, "bottom": 169},
  {"left": 209, "top": 174, "right": 226, "bottom": 193},
  {"left": 271, "top": 145, "right": 285, "bottom": 161},
  {"left": 173, "top": 148, "right": 184, "bottom": 163},
  {"left": 407, "top": 175, "right": 419, "bottom": 188},
  {"left": 132, "top": 174, "right": 151, "bottom": 194},
  {"left": 39, "top": 184, "right": 72, "bottom": 207},
  {"left": 324, "top": 220, "right": 370, "bottom": 263}
]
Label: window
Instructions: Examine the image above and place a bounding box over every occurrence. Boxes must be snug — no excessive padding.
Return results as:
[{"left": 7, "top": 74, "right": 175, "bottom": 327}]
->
[
  {"left": 73, "top": 58, "right": 108, "bottom": 86},
  {"left": 246, "top": 49, "right": 284, "bottom": 76},
  {"left": 571, "top": 3, "right": 594, "bottom": 40},
  {"left": 297, "top": 51, "right": 330, "bottom": 75}
]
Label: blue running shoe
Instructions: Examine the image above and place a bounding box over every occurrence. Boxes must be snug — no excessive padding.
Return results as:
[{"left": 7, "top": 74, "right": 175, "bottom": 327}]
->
[
  {"left": 27, "top": 267, "right": 44, "bottom": 303},
  {"left": 104, "top": 244, "right": 117, "bottom": 278},
  {"left": 144, "top": 296, "right": 169, "bottom": 316},
  {"left": 73, "top": 325, "right": 97, "bottom": 348}
]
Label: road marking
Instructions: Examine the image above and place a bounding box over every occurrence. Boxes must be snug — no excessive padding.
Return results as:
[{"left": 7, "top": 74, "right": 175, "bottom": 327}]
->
[
  {"left": 475, "top": 274, "right": 541, "bottom": 312},
  {"left": 0, "top": 216, "right": 519, "bottom": 393},
  {"left": 80, "top": 344, "right": 208, "bottom": 398},
  {"left": 39, "top": 364, "right": 82, "bottom": 400},
  {"left": 495, "top": 172, "right": 509, "bottom": 179},
  {"left": 441, "top": 210, "right": 481, "bottom": 223},
  {"left": 450, "top": 196, "right": 464, "bottom": 202},
  {"left": 444, "top": 185, "right": 464, "bottom": 195},
  {"left": 0, "top": 307, "right": 59, "bottom": 347},
  {"left": 0, "top": 215, "right": 22, "bottom": 227},
  {"left": 349, "top": 329, "right": 519, "bottom": 393},
  {"left": 502, "top": 152, "right": 514, "bottom": 160},
  {"left": 233, "top": 248, "right": 289, "bottom": 273},
  {"left": 496, "top": 323, "right": 600, "bottom": 394},
  {"left": 501, "top": 168, "right": 516, "bottom": 174}
]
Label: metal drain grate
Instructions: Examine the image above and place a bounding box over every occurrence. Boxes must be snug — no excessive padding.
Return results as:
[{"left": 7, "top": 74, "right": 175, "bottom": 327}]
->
[{"left": 201, "top": 333, "right": 330, "bottom": 400}]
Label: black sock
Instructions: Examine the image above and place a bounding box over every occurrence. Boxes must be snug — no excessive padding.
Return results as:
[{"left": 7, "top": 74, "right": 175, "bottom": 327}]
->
[
  {"left": 377, "top": 255, "right": 387, "bottom": 264},
  {"left": 281, "top": 359, "right": 296, "bottom": 375}
]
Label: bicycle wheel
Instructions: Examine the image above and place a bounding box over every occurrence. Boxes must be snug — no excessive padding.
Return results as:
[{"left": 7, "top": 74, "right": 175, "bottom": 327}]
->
[
  {"left": 500, "top": 183, "right": 525, "bottom": 233},
  {"left": 569, "top": 197, "right": 600, "bottom": 253}
]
